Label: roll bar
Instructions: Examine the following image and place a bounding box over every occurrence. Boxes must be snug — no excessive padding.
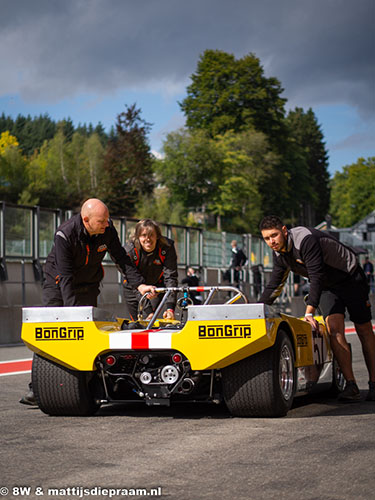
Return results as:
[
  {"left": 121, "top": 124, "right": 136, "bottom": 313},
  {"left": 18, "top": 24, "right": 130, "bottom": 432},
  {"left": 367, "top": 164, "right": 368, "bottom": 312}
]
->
[{"left": 138, "top": 286, "right": 248, "bottom": 329}]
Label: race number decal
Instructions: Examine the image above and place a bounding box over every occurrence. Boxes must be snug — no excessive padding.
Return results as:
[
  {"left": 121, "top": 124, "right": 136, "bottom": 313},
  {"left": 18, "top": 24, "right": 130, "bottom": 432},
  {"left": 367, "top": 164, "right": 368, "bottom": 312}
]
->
[{"left": 312, "top": 326, "right": 327, "bottom": 365}]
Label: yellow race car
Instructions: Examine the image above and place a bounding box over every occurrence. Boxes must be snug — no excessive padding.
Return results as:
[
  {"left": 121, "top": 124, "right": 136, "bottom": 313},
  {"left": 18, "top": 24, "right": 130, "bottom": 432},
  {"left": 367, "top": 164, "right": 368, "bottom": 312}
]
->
[{"left": 21, "top": 286, "right": 344, "bottom": 417}]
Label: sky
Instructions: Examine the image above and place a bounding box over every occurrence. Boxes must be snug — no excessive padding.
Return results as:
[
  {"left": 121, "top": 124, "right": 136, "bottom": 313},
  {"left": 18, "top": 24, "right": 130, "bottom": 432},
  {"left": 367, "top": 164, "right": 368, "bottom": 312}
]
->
[{"left": 0, "top": 0, "right": 374, "bottom": 176}]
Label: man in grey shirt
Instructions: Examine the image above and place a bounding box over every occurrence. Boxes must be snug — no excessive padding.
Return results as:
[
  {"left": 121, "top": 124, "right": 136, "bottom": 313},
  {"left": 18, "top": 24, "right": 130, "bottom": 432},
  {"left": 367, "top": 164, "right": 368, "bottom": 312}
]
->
[{"left": 259, "top": 215, "right": 375, "bottom": 402}]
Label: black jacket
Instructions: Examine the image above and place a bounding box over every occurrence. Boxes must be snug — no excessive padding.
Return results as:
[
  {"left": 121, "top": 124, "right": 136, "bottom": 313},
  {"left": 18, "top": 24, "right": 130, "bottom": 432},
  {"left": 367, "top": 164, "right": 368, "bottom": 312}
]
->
[
  {"left": 259, "top": 226, "right": 358, "bottom": 308},
  {"left": 125, "top": 238, "right": 178, "bottom": 309},
  {"left": 231, "top": 247, "right": 247, "bottom": 268},
  {"left": 44, "top": 214, "right": 144, "bottom": 305}
]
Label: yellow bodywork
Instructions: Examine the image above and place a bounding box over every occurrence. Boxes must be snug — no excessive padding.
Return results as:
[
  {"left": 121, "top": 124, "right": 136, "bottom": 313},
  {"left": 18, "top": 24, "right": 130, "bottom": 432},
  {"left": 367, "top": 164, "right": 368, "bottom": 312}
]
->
[
  {"left": 21, "top": 305, "right": 332, "bottom": 372},
  {"left": 22, "top": 318, "right": 121, "bottom": 371}
]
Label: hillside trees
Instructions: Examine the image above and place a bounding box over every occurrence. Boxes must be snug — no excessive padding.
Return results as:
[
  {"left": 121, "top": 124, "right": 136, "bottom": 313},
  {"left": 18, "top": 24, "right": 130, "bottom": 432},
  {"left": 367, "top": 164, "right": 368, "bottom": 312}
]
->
[
  {"left": 0, "top": 132, "right": 29, "bottom": 203},
  {"left": 0, "top": 113, "right": 108, "bottom": 156},
  {"left": 330, "top": 157, "right": 375, "bottom": 227},
  {"left": 0, "top": 107, "right": 154, "bottom": 214},
  {"left": 20, "top": 127, "right": 106, "bottom": 208}
]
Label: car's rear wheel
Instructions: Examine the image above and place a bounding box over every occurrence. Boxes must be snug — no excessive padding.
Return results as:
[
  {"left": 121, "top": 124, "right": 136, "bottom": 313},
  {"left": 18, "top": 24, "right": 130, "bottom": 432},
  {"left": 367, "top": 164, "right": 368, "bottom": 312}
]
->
[
  {"left": 222, "top": 330, "right": 296, "bottom": 417},
  {"left": 32, "top": 353, "right": 101, "bottom": 416}
]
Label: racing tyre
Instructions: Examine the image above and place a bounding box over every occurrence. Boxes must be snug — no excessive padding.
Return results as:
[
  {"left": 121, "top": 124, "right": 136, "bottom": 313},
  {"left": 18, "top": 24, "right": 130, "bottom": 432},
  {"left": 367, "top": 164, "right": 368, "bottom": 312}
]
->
[
  {"left": 222, "top": 331, "right": 296, "bottom": 417},
  {"left": 32, "top": 353, "right": 101, "bottom": 416}
]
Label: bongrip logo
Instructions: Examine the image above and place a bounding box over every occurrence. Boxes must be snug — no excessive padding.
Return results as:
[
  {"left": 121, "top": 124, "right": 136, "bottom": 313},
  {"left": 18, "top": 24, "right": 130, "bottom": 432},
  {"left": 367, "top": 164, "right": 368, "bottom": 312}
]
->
[
  {"left": 198, "top": 324, "right": 251, "bottom": 339},
  {"left": 35, "top": 326, "right": 84, "bottom": 341}
]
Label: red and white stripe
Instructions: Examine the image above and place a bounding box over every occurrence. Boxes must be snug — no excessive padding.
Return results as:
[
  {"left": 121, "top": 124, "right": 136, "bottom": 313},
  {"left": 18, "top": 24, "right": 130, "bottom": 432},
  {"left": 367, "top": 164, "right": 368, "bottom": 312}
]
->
[
  {"left": 109, "top": 329, "right": 173, "bottom": 350},
  {"left": 0, "top": 358, "right": 32, "bottom": 376}
]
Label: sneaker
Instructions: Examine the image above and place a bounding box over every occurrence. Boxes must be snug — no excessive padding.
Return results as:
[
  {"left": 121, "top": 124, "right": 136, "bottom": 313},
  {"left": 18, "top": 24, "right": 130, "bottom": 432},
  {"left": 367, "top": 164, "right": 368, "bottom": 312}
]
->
[
  {"left": 338, "top": 380, "right": 361, "bottom": 402},
  {"left": 19, "top": 388, "right": 37, "bottom": 406},
  {"left": 365, "top": 381, "right": 375, "bottom": 402}
]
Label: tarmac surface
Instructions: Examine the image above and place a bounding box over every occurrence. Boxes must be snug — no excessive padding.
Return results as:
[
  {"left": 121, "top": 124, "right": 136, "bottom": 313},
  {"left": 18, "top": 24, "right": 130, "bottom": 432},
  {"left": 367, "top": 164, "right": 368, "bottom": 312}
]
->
[{"left": 1, "top": 326, "right": 375, "bottom": 500}]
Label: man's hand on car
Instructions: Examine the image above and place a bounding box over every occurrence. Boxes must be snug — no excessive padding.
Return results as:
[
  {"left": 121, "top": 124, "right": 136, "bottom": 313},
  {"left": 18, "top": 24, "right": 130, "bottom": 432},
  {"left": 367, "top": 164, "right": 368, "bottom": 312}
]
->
[
  {"left": 138, "top": 284, "right": 157, "bottom": 299},
  {"left": 163, "top": 308, "right": 175, "bottom": 320},
  {"left": 304, "top": 307, "right": 319, "bottom": 331}
]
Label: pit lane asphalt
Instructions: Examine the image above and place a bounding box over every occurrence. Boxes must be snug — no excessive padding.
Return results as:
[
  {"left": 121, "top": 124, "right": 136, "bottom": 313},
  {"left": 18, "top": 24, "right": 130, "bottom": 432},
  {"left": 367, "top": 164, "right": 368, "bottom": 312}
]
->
[{"left": 1, "top": 331, "right": 374, "bottom": 500}]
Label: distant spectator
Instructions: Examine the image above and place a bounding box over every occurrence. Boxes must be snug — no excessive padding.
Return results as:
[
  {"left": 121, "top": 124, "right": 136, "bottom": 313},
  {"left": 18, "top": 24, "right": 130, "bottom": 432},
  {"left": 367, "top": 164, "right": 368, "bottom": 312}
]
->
[
  {"left": 229, "top": 240, "right": 247, "bottom": 288},
  {"left": 181, "top": 267, "right": 202, "bottom": 304}
]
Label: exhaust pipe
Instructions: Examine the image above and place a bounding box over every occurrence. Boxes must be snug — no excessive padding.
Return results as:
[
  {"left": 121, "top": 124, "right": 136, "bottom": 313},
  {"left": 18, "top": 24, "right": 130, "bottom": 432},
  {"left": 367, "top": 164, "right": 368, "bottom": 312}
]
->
[{"left": 180, "top": 378, "right": 195, "bottom": 394}]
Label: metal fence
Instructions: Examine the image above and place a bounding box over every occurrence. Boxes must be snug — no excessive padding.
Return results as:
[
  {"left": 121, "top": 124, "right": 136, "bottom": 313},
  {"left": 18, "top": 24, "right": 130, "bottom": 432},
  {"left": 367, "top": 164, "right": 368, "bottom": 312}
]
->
[
  {"left": 0, "top": 201, "right": 275, "bottom": 270},
  {"left": 0, "top": 201, "right": 295, "bottom": 319}
]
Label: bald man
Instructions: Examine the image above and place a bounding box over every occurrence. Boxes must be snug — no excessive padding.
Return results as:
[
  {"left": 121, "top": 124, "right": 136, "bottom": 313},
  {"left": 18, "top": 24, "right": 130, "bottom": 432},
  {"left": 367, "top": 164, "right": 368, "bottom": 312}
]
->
[
  {"left": 42, "top": 198, "right": 155, "bottom": 306},
  {"left": 20, "top": 199, "right": 155, "bottom": 405}
]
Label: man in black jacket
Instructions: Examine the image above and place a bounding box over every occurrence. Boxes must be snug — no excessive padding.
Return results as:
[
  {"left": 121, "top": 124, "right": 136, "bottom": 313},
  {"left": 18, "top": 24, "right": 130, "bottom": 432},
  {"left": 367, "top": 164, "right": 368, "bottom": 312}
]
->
[
  {"left": 20, "top": 199, "right": 156, "bottom": 405},
  {"left": 229, "top": 240, "right": 247, "bottom": 288},
  {"left": 259, "top": 215, "right": 375, "bottom": 402},
  {"left": 123, "top": 219, "right": 178, "bottom": 320},
  {"left": 42, "top": 198, "right": 154, "bottom": 306}
]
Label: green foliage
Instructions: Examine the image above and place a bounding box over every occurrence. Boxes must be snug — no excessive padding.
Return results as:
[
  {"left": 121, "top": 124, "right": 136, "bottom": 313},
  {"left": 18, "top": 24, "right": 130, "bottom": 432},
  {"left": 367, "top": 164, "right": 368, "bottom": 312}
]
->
[
  {"left": 177, "top": 49, "right": 330, "bottom": 229},
  {"left": 0, "top": 145, "right": 29, "bottom": 203},
  {"left": 102, "top": 104, "right": 155, "bottom": 216},
  {"left": 286, "top": 108, "right": 330, "bottom": 224},
  {"left": 180, "top": 50, "right": 287, "bottom": 142},
  {"left": 157, "top": 128, "right": 222, "bottom": 215},
  {"left": 0, "top": 113, "right": 108, "bottom": 157},
  {"left": 135, "top": 186, "right": 187, "bottom": 226},
  {"left": 211, "top": 130, "right": 279, "bottom": 232},
  {"left": 330, "top": 157, "right": 375, "bottom": 227},
  {"left": 20, "top": 130, "right": 106, "bottom": 208},
  {"left": 157, "top": 127, "right": 282, "bottom": 233}
]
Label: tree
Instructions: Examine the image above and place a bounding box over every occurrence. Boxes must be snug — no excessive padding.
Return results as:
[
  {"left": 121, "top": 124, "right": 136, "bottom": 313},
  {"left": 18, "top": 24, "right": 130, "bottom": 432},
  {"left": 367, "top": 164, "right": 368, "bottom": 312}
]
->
[
  {"left": 180, "top": 50, "right": 287, "bottom": 143},
  {"left": 0, "top": 113, "right": 108, "bottom": 158},
  {"left": 135, "top": 185, "right": 187, "bottom": 226},
  {"left": 210, "top": 130, "right": 279, "bottom": 232},
  {"left": 83, "top": 133, "right": 106, "bottom": 194},
  {"left": 0, "top": 132, "right": 29, "bottom": 203},
  {"left": 286, "top": 108, "right": 330, "bottom": 224},
  {"left": 102, "top": 104, "right": 155, "bottom": 215},
  {"left": 11, "top": 114, "right": 57, "bottom": 156},
  {"left": 177, "top": 49, "right": 327, "bottom": 227},
  {"left": 21, "top": 129, "right": 107, "bottom": 208},
  {"left": 20, "top": 128, "right": 70, "bottom": 207},
  {"left": 330, "top": 157, "right": 375, "bottom": 227},
  {"left": 0, "top": 131, "right": 19, "bottom": 154},
  {"left": 157, "top": 127, "right": 283, "bottom": 233},
  {"left": 156, "top": 128, "right": 223, "bottom": 223}
]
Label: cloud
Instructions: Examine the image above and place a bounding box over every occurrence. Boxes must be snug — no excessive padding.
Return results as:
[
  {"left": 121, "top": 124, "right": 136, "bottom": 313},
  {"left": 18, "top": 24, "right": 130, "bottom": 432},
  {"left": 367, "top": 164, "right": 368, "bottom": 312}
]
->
[
  {"left": 0, "top": 0, "right": 373, "bottom": 118},
  {"left": 332, "top": 132, "right": 375, "bottom": 151}
]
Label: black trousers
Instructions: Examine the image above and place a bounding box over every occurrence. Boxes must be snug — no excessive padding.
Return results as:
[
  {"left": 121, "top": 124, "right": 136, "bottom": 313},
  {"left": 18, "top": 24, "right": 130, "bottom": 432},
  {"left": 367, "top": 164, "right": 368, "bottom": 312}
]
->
[{"left": 42, "top": 282, "right": 99, "bottom": 307}]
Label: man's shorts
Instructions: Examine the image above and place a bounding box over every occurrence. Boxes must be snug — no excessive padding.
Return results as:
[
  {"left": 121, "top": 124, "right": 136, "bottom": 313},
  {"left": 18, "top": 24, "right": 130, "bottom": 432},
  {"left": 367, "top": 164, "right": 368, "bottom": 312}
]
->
[{"left": 319, "top": 267, "right": 372, "bottom": 324}]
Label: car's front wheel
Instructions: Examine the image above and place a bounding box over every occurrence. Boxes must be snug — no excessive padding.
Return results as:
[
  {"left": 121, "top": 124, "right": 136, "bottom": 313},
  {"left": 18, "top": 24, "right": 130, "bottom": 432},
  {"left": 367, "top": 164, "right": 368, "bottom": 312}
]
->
[
  {"left": 222, "top": 330, "right": 296, "bottom": 417},
  {"left": 32, "top": 353, "right": 101, "bottom": 416}
]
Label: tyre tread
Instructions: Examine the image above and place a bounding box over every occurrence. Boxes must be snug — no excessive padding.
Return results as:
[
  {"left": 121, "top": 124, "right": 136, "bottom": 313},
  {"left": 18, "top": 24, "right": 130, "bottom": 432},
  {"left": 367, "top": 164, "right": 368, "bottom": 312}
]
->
[{"left": 32, "top": 354, "right": 99, "bottom": 416}]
